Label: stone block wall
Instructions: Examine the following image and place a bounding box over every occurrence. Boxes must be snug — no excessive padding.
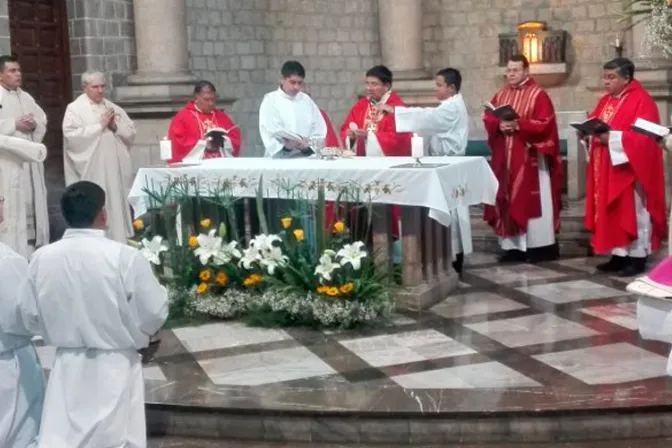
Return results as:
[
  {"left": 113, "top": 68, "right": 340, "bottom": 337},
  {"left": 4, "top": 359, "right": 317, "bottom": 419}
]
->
[
  {"left": 66, "top": 0, "right": 136, "bottom": 96},
  {"left": 422, "top": 0, "right": 622, "bottom": 114},
  {"left": 185, "top": 0, "right": 381, "bottom": 156}
]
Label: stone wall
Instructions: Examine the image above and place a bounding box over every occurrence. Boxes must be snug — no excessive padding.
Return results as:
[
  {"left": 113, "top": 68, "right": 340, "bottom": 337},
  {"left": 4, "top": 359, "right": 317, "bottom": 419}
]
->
[
  {"left": 422, "top": 0, "right": 621, "bottom": 115},
  {"left": 185, "top": 0, "right": 380, "bottom": 156},
  {"left": 66, "top": 0, "right": 136, "bottom": 96}
]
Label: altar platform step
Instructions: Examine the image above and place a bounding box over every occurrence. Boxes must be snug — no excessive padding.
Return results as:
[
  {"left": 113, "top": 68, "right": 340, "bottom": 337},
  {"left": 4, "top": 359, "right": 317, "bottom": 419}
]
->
[{"left": 470, "top": 199, "right": 593, "bottom": 257}]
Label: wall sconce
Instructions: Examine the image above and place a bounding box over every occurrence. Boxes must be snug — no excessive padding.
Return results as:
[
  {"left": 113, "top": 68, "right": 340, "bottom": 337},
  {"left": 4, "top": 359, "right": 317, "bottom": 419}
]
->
[{"left": 498, "top": 21, "right": 569, "bottom": 84}]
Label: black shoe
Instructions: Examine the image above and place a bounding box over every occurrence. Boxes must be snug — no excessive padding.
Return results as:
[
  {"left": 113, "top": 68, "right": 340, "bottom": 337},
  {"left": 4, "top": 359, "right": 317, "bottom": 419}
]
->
[
  {"left": 452, "top": 252, "right": 464, "bottom": 276},
  {"left": 617, "top": 256, "right": 647, "bottom": 277},
  {"left": 498, "top": 250, "right": 527, "bottom": 263},
  {"left": 596, "top": 255, "right": 629, "bottom": 273},
  {"left": 527, "top": 243, "right": 560, "bottom": 263}
]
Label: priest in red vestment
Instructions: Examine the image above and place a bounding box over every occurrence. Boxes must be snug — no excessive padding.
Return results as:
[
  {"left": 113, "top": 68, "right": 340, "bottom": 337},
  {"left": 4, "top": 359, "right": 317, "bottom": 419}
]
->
[
  {"left": 167, "top": 80, "right": 241, "bottom": 163},
  {"left": 483, "top": 55, "right": 563, "bottom": 263},
  {"left": 584, "top": 57, "right": 667, "bottom": 277}
]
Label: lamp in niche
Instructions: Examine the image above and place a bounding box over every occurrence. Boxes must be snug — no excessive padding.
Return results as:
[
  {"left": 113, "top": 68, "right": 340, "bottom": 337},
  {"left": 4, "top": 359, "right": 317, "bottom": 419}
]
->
[{"left": 519, "top": 21, "right": 545, "bottom": 63}]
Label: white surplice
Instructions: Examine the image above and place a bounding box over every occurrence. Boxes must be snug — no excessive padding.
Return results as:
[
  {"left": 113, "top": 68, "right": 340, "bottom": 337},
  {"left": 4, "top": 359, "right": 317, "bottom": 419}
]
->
[
  {"left": 0, "top": 87, "right": 50, "bottom": 252},
  {"left": 63, "top": 94, "right": 137, "bottom": 243},
  {"left": 0, "top": 242, "right": 45, "bottom": 448},
  {"left": 259, "top": 88, "right": 327, "bottom": 158},
  {"left": 18, "top": 228, "right": 169, "bottom": 448},
  {"left": 394, "top": 93, "right": 473, "bottom": 259},
  {"left": 0, "top": 136, "right": 47, "bottom": 258}
]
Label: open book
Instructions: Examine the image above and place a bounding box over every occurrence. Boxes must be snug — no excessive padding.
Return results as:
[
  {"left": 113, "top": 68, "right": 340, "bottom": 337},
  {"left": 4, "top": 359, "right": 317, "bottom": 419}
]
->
[
  {"left": 570, "top": 118, "right": 610, "bottom": 135},
  {"left": 484, "top": 102, "right": 519, "bottom": 120},
  {"left": 631, "top": 118, "right": 671, "bottom": 140}
]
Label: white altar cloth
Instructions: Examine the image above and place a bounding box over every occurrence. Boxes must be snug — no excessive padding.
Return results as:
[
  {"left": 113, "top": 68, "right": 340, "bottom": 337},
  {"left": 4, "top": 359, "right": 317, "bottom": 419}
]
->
[{"left": 128, "top": 156, "right": 498, "bottom": 228}]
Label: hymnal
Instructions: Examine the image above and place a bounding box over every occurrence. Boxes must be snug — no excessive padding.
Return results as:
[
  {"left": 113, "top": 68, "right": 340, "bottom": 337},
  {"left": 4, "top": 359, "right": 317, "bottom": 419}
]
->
[
  {"left": 631, "top": 118, "right": 671, "bottom": 140},
  {"left": 484, "top": 102, "right": 519, "bottom": 120},
  {"left": 570, "top": 118, "right": 610, "bottom": 135}
]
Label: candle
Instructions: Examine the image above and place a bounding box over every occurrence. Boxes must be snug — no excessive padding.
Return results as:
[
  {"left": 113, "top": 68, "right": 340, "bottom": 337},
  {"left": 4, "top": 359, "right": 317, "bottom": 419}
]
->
[
  {"left": 615, "top": 36, "right": 620, "bottom": 48},
  {"left": 411, "top": 134, "right": 424, "bottom": 159},
  {"left": 160, "top": 137, "right": 172, "bottom": 161}
]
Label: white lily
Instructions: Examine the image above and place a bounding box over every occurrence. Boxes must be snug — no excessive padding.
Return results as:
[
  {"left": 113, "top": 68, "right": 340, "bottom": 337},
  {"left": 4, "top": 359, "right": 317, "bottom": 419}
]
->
[
  {"left": 213, "top": 240, "right": 242, "bottom": 265},
  {"left": 239, "top": 246, "right": 261, "bottom": 270},
  {"left": 260, "top": 246, "right": 288, "bottom": 275},
  {"left": 337, "top": 241, "right": 367, "bottom": 270},
  {"left": 315, "top": 253, "right": 339, "bottom": 281},
  {"left": 194, "top": 230, "right": 242, "bottom": 266},
  {"left": 140, "top": 235, "right": 168, "bottom": 265}
]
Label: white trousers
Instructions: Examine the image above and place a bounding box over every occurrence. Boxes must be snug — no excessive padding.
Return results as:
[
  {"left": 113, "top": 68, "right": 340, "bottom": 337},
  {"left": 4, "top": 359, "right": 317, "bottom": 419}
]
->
[{"left": 611, "top": 184, "right": 651, "bottom": 258}]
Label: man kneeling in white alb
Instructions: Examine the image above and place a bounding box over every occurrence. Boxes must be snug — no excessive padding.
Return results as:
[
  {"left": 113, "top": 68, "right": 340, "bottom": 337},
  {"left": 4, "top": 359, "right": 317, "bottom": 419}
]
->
[
  {"left": 377, "top": 67, "right": 472, "bottom": 275},
  {"left": 18, "top": 181, "right": 169, "bottom": 448},
  {"left": 0, "top": 197, "right": 46, "bottom": 448}
]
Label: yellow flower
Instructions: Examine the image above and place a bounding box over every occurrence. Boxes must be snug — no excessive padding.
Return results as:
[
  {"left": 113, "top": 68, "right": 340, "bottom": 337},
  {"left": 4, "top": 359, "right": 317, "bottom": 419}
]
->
[
  {"left": 196, "top": 283, "right": 209, "bottom": 295},
  {"left": 281, "top": 216, "right": 293, "bottom": 229},
  {"left": 326, "top": 287, "right": 340, "bottom": 297},
  {"left": 133, "top": 219, "right": 144, "bottom": 232},
  {"left": 199, "top": 269, "right": 212, "bottom": 282},
  {"left": 244, "top": 273, "right": 264, "bottom": 287},
  {"left": 200, "top": 218, "right": 212, "bottom": 229},
  {"left": 339, "top": 282, "right": 354, "bottom": 294},
  {"left": 333, "top": 221, "right": 345, "bottom": 234},
  {"left": 188, "top": 236, "right": 199, "bottom": 248},
  {"left": 316, "top": 286, "right": 329, "bottom": 294},
  {"left": 293, "top": 229, "right": 305, "bottom": 241},
  {"left": 215, "top": 272, "right": 229, "bottom": 286}
]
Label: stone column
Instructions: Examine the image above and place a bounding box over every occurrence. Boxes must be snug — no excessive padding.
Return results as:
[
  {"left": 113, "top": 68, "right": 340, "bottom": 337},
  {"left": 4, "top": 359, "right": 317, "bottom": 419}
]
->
[
  {"left": 377, "top": 0, "right": 425, "bottom": 80},
  {"left": 126, "top": 0, "right": 195, "bottom": 85}
]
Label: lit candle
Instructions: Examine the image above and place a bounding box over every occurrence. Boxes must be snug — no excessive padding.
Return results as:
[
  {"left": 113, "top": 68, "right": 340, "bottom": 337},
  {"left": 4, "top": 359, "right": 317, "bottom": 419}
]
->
[
  {"left": 411, "top": 134, "right": 424, "bottom": 159},
  {"left": 615, "top": 36, "right": 621, "bottom": 48},
  {"left": 160, "top": 137, "right": 172, "bottom": 161}
]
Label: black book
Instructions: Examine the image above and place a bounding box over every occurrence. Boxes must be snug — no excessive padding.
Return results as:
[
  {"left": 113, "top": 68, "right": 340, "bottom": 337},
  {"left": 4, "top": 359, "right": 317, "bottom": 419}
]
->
[
  {"left": 484, "top": 102, "right": 519, "bottom": 120},
  {"left": 631, "top": 118, "right": 671, "bottom": 140},
  {"left": 570, "top": 118, "right": 610, "bottom": 135},
  {"left": 205, "top": 127, "right": 228, "bottom": 151}
]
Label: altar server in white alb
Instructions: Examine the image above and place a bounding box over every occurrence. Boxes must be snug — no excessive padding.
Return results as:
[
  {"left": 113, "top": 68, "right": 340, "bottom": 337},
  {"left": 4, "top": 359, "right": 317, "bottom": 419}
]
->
[
  {"left": 18, "top": 181, "right": 169, "bottom": 448},
  {"left": 259, "top": 60, "right": 327, "bottom": 158},
  {"left": 0, "top": 210, "right": 46, "bottom": 448},
  {"left": 63, "top": 71, "right": 137, "bottom": 243},
  {"left": 0, "top": 55, "right": 50, "bottom": 255},
  {"left": 378, "top": 68, "right": 471, "bottom": 274}
]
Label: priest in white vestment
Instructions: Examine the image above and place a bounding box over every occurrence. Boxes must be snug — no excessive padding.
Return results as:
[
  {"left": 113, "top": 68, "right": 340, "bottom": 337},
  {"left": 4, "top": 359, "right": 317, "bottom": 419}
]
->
[
  {"left": 0, "top": 55, "right": 50, "bottom": 254},
  {"left": 259, "top": 60, "right": 327, "bottom": 158},
  {"left": 0, "top": 221, "right": 46, "bottom": 448},
  {"left": 18, "top": 181, "right": 169, "bottom": 448},
  {"left": 63, "top": 71, "right": 137, "bottom": 243},
  {"left": 379, "top": 68, "right": 472, "bottom": 275}
]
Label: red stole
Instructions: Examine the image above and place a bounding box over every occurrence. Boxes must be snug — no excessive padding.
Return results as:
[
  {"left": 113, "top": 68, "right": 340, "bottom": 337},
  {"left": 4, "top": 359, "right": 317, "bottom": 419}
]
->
[
  {"left": 483, "top": 79, "right": 563, "bottom": 237},
  {"left": 584, "top": 80, "right": 667, "bottom": 253}
]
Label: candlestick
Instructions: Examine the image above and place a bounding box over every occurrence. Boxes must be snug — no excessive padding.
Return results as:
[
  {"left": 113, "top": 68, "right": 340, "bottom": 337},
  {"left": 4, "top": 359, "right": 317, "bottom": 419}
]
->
[
  {"left": 160, "top": 137, "right": 172, "bottom": 161},
  {"left": 411, "top": 134, "right": 424, "bottom": 159}
]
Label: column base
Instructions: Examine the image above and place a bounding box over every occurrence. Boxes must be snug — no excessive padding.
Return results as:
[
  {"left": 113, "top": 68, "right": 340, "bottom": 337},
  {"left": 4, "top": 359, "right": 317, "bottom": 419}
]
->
[
  {"left": 127, "top": 71, "right": 199, "bottom": 86},
  {"left": 393, "top": 269, "right": 459, "bottom": 311}
]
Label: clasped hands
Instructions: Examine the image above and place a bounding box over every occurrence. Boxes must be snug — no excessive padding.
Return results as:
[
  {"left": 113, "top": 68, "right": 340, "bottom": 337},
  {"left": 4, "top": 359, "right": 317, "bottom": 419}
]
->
[
  {"left": 99, "top": 109, "right": 117, "bottom": 132},
  {"left": 577, "top": 131, "right": 609, "bottom": 145},
  {"left": 499, "top": 120, "right": 519, "bottom": 134},
  {"left": 284, "top": 137, "right": 311, "bottom": 152},
  {"left": 15, "top": 114, "right": 36, "bottom": 133},
  {"left": 345, "top": 128, "right": 368, "bottom": 140}
]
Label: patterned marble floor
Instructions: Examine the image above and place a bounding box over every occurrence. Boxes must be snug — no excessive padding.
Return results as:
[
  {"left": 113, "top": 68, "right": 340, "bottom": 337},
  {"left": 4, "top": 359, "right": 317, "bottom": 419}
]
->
[{"left": 35, "top": 252, "right": 672, "bottom": 414}]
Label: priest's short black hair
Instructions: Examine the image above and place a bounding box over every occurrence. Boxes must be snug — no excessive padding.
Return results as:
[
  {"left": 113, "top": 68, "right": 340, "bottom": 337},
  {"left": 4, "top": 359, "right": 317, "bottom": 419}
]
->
[
  {"left": 0, "top": 55, "right": 18, "bottom": 72},
  {"left": 194, "top": 80, "right": 216, "bottom": 94},
  {"left": 436, "top": 67, "right": 462, "bottom": 92},
  {"left": 281, "top": 60, "right": 305, "bottom": 79},
  {"left": 603, "top": 57, "right": 635, "bottom": 81},
  {"left": 366, "top": 65, "right": 393, "bottom": 86},
  {"left": 61, "top": 181, "right": 106, "bottom": 229},
  {"left": 508, "top": 54, "right": 529, "bottom": 69}
]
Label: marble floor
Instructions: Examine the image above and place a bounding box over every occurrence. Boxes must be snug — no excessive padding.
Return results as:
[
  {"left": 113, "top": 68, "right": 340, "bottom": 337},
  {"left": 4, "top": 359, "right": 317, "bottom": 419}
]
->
[{"left": 35, "top": 252, "right": 672, "bottom": 414}]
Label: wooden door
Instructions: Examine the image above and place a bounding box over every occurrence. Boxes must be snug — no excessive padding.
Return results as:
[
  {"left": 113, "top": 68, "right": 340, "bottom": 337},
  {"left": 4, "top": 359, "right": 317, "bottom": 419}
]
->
[{"left": 8, "top": 0, "right": 72, "bottom": 240}]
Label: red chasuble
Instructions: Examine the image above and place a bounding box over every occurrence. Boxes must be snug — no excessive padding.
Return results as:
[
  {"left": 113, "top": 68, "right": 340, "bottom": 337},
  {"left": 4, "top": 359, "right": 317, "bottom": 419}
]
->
[
  {"left": 483, "top": 78, "right": 563, "bottom": 238},
  {"left": 584, "top": 80, "right": 667, "bottom": 254},
  {"left": 339, "top": 92, "right": 412, "bottom": 156},
  {"left": 167, "top": 101, "right": 242, "bottom": 163}
]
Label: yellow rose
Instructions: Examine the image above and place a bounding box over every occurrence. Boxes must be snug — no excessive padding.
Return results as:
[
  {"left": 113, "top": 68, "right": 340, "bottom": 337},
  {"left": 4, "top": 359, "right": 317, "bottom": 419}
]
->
[
  {"left": 293, "top": 229, "right": 305, "bottom": 241},
  {"left": 199, "top": 269, "right": 212, "bottom": 282},
  {"left": 215, "top": 272, "right": 229, "bottom": 286},
  {"left": 196, "top": 283, "right": 209, "bottom": 295},
  {"left": 326, "top": 287, "right": 339, "bottom": 297},
  {"left": 333, "top": 221, "right": 345, "bottom": 234},
  {"left": 281, "top": 217, "right": 293, "bottom": 229},
  {"left": 200, "top": 219, "right": 212, "bottom": 229},
  {"left": 188, "top": 236, "right": 199, "bottom": 248},
  {"left": 133, "top": 219, "right": 144, "bottom": 232},
  {"left": 339, "top": 282, "right": 354, "bottom": 294}
]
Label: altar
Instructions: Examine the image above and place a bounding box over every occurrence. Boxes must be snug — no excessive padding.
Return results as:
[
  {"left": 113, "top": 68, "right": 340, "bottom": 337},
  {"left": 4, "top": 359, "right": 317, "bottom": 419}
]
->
[{"left": 128, "top": 156, "right": 498, "bottom": 311}]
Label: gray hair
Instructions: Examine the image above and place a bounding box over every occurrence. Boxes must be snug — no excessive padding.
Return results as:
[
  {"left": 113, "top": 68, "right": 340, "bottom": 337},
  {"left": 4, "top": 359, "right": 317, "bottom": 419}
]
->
[{"left": 81, "top": 71, "right": 106, "bottom": 87}]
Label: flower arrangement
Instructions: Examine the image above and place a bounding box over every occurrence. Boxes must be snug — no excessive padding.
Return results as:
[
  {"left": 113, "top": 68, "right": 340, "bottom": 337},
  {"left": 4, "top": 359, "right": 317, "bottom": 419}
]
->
[
  {"left": 621, "top": 0, "right": 672, "bottom": 57},
  {"left": 130, "top": 176, "right": 393, "bottom": 329}
]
